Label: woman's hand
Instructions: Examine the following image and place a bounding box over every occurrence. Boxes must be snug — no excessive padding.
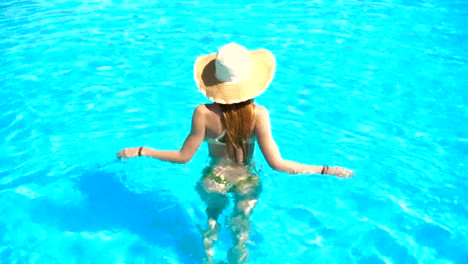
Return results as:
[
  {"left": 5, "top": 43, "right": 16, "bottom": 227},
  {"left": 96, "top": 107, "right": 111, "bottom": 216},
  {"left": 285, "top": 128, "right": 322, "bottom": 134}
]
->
[
  {"left": 117, "top": 147, "right": 141, "bottom": 160},
  {"left": 326, "top": 166, "right": 354, "bottom": 178}
]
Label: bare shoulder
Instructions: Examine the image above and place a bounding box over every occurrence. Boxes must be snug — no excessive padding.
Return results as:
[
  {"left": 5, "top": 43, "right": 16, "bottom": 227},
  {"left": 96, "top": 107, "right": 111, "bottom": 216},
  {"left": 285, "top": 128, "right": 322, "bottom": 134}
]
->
[
  {"left": 194, "top": 104, "right": 211, "bottom": 114},
  {"left": 254, "top": 104, "right": 269, "bottom": 119},
  {"left": 193, "top": 104, "right": 222, "bottom": 122},
  {"left": 191, "top": 104, "right": 209, "bottom": 120},
  {"left": 200, "top": 103, "right": 222, "bottom": 113}
]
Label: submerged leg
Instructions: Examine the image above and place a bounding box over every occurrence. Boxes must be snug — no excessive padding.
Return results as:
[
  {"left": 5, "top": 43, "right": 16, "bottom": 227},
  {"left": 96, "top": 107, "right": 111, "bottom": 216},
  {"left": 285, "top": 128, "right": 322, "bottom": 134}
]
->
[
  {"left": 227, "top": 176, "right": 262, "bottom": 264},
  {"left": 196, "top": 180, "right": 229, "bottom": 264}
]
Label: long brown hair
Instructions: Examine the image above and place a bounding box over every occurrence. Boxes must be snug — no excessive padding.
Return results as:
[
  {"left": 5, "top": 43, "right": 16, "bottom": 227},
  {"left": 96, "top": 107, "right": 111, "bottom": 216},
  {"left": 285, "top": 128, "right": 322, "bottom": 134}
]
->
[{"left": 219, "top": 99, "right": 255, "bottom": 164}]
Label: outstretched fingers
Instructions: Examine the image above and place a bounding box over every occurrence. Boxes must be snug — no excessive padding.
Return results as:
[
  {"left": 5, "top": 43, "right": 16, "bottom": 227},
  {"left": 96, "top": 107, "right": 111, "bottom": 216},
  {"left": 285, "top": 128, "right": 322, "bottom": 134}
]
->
[
  {"left": 116, "top": 147, "right": 139, "bottom": 159},
  {"left": 331, "top": 167, "right": 354, "bottom": 178}
]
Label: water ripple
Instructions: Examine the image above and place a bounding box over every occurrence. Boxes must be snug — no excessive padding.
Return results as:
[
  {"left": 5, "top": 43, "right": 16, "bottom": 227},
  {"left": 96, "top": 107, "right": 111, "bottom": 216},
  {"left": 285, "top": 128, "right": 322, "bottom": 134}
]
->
[{"left": 1, "top": 0, "right": 467, "bottom": 263}]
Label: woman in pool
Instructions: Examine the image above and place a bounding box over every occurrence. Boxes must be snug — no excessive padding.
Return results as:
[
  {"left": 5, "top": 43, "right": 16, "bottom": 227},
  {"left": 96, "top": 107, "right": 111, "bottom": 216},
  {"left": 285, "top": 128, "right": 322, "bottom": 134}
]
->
[{"left": 117, "top": 42, "right": 354, "bottom": 264}]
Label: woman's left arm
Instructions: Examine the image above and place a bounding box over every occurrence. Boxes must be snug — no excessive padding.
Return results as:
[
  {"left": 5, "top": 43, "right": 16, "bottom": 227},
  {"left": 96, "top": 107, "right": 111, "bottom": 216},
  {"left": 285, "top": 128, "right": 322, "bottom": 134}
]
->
[{"left": 117, "top": 105, "right": 206, "bottom": 163}]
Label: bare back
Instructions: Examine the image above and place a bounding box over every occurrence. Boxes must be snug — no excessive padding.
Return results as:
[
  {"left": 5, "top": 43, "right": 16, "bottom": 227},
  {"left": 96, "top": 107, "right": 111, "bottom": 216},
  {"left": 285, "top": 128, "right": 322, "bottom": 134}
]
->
[{"left": 202, "top": 104, "right": 256, "bottom": 163}]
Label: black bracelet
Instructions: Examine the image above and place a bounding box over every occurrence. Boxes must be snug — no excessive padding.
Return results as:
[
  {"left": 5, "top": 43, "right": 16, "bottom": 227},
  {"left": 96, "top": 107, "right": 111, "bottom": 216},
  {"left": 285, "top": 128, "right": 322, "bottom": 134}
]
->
[
  {"left": 138, "top": 147, "right": 144, "bottom": 156},
  {"left": 321, "top": 166, "right": 329, "bottom": 174}
]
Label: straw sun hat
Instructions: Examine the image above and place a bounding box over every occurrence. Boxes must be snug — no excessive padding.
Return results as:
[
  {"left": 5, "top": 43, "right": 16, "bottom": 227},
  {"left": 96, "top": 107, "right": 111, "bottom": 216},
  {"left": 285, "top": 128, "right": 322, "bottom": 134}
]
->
[{"left": 194, "top": 42, "right": 276, "bottom": 104}]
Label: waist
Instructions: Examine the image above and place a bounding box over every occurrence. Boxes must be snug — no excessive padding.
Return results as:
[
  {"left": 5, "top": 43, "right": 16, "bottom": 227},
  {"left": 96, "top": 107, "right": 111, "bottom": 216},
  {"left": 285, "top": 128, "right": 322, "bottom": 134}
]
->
[
  {"left": 204, "top": 159, "right": 257, "bottom": 182},
  {"left": 208, "top": 157, "right": 254, "bottom": 168}
]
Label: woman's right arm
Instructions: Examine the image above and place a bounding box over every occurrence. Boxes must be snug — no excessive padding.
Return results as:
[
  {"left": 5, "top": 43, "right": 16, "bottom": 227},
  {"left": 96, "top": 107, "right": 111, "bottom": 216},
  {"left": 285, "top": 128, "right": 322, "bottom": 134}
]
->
[
  {"left": 117, "top": 105, "right": 206, "bottom": 163},
  {"left": 254, "top": 106, "right": 353, "bottom": 178}
]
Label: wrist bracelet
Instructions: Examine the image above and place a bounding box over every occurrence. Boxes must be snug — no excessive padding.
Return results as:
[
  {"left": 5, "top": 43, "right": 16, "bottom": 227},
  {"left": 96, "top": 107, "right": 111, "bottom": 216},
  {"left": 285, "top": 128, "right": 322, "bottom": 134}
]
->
[
  {"left": 138, "top": 147, "right": 143, "bottom": 156},
  {"left": 321, "top": 165, "right": 329, "bottom": 174}
]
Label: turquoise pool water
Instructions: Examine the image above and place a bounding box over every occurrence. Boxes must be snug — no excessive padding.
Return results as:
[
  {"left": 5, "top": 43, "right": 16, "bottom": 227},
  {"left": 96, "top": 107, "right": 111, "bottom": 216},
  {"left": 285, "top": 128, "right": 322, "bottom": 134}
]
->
[{"left": 1, "top": 0, "right": 467, "bottom": 263}]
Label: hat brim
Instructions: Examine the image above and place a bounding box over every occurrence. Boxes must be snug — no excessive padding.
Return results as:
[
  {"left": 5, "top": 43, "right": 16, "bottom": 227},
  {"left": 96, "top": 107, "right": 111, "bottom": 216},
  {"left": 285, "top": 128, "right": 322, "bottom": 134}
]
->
[{"left": 194, "top": 49, "right": 276, "bottom": 104}]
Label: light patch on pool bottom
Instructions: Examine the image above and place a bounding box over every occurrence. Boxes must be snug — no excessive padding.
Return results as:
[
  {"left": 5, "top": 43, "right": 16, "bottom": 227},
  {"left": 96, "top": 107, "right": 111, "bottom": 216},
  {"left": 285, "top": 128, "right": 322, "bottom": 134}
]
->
[{"left": 12, "top": 180, "right": 85, "bottom": 206}]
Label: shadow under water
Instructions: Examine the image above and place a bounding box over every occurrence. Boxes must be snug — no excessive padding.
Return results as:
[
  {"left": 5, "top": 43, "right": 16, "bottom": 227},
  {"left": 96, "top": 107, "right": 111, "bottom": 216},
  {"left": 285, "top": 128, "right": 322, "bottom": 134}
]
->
[{"left": 29, "top": 168, "right": 204, "bottom": 263}]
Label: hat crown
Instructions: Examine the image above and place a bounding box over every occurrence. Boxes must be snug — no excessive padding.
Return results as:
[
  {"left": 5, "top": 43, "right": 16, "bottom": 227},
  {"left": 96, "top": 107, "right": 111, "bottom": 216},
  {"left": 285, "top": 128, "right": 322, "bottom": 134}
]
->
[{"left": 215, "top": 43, "right": 253, "bottom": 83}]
